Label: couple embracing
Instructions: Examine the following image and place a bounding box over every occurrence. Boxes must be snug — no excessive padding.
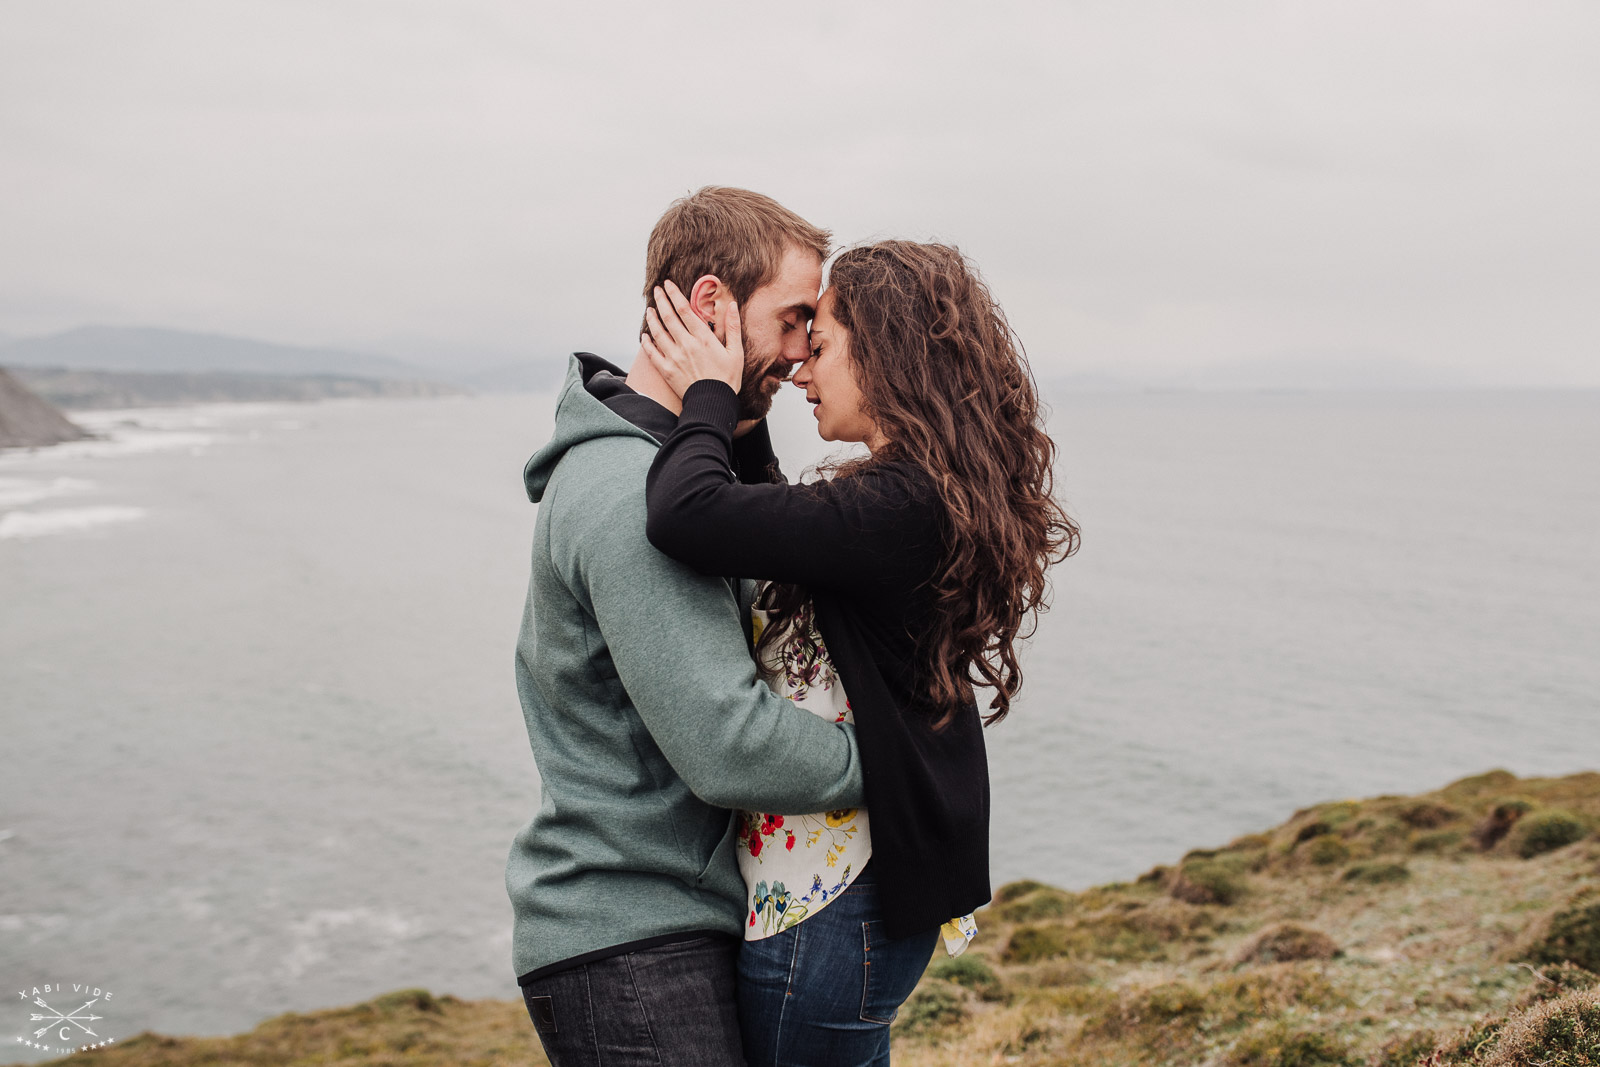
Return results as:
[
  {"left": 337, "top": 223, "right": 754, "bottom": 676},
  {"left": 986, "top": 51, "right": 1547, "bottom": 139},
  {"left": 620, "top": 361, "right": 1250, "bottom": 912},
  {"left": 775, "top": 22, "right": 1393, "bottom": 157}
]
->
[{"left": 505, "top": 186, "right": 1076, "bottom": 1066}]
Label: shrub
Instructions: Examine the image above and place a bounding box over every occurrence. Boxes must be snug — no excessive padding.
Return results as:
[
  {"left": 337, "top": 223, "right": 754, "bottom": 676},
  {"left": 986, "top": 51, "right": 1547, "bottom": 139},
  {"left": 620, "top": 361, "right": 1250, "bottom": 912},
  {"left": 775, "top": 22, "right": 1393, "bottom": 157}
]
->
[
  {"left": 1003, "top": 905, "right": 1204, "bottom": 964},
  {"left": 893, "top": 983, "right": 967, "bottom": 1035},
  {"left": 1473, "top": 798, "right": 1535, "bottom": 850},
  {"left": 1374, "top": 1029, "right": 1438, "bottom": 1067},
  {"left": 1294, "top": 821, "right": 1334, "bottom": 845},
  {"left": 1228, "top": 1023, "right": 1359, "bottom": 1066},
  {"left": 1398, "top": 802, "right": 1465, "bottom": 829},
  {"left": 1443, "top": 769, "right": 1517, "bottom": 797},
  {"left": 1138, "top": 864, "right": 1170, "bottom": 884},
  {"left": 1306, "top": 835, "right": 1351, "bottom": 866},
  {"left": 1229, "top": 833, "right": 1274, "bottom": 851},
  {"left": 1517, "top": 963, "right": 1600, "bottom": 1009},
  {"left": 1480, "top": 988, "right": 1599, "bottom": 1066},
  {"left": 1207, "top": 968, "right": 1347, "bottom": 1026},
  {"left": 1031, "top": 959, "right": 1095, "bottom": 987},
  {"left": 1424, "top": 1018, "right": 1504, "bottom": 1065},
  {"left": 1342, "top": 862, "right": 1411, "bottom": 885},
  {"left": 1235, "top": 923, "right": 1341, "bottom": 964},
  {"left": 1512, "top": 810, "right": 1589, "bottom": 859},
  {"left": 371, "top": 989, "right": 443, "bottom": 1014},
  {"left": 1357, "top": 818, "right": 1413, "bottom": 854},
  {"left": 1171, "top": 858, "right": 1248, "bottom": 906},
  {"left": 1236, "top": 847, "right": 1273, "bottom": 872},
  {"left": 994, "top": 879, "right": 1052, "bottom": 904},
  {"left": 1087, "top": 980, "right": 1207, "bottom": 1038},
  {"left": 926, "top": 955, "right": 1005, "bottom": 1001},
  {"left": 1414, "top": 829, "right": 1467, "bottom": 854},
  {"left": 992, "top": 888, "right": 1073, "bottom": 922},
  {"left": 1522, "top": 898, "right": 1600, "bottom": 975},
  {"left": 1003, "top": 923, "right": 1071, "bottom": 963},
  {"left": 1090, "top": 908, "right": 1204, "bottom": 960},
  {"left": 1087, "top": 980, "right": 1210, "bottom": 1056}
]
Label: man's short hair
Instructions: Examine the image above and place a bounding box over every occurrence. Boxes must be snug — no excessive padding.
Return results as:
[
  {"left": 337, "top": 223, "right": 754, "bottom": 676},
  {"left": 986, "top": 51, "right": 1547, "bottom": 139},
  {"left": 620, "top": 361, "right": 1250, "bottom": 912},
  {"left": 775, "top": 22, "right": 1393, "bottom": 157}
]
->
[{"left": 644, "top": 186, "right": 831, "bottom": 307}]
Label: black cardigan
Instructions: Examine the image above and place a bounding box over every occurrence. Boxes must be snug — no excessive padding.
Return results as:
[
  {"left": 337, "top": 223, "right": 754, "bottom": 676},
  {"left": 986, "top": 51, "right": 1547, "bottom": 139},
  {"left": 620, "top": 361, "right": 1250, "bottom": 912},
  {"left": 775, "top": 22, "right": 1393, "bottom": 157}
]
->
[{"left": 645, "top": 380, "right": 991, "bottom": 938}]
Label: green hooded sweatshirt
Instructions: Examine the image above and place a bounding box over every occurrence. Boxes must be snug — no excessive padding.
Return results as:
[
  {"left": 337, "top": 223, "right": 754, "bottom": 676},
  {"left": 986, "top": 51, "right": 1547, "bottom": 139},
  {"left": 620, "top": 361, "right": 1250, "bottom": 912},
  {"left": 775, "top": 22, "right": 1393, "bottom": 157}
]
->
[{"left": 505, "top": 354, "right": 865, "bottom": 981}]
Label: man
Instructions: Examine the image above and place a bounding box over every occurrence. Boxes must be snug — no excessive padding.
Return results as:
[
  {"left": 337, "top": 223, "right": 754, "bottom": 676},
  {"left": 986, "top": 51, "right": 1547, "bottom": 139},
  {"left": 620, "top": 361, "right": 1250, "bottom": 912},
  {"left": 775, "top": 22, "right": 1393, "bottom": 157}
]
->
[{"left": 506, "top": 187, "right": 862, "bottom": 1066}]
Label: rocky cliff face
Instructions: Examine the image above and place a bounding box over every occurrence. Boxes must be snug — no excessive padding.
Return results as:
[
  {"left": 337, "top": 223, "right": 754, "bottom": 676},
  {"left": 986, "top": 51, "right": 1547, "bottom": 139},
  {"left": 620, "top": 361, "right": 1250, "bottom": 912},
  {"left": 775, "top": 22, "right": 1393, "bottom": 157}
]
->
[
  {"left": 11, "top": 365, "right": 464, "bottom": 410},
  {"left": 0, "top": 366, "right": 89, "bottom": 448}
]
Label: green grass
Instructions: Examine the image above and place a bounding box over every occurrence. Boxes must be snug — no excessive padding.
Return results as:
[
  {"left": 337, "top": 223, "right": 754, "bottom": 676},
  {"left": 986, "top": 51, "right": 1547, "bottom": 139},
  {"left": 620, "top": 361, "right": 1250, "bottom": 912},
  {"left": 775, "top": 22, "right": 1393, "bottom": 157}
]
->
[
  {"left": 1523, "top": 898, "right": 1600, "bottom": 974},
  {"left": 23, "top": 771, "right": 1600, "bottom": 1067},
  {"left": 1341, "top": 861, "right": 1411, "bottom": 885},
  {"left": 1512, "top": 810, "right": 1591, "bottom": 858}
]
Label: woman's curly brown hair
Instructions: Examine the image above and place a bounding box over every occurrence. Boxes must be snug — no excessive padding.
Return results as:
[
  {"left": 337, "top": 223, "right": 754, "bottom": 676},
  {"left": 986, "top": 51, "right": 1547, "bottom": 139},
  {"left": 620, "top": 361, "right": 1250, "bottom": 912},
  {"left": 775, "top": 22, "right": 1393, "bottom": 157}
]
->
[{"left": 757, "top": 240, "right": 1078, "bottom": 726}]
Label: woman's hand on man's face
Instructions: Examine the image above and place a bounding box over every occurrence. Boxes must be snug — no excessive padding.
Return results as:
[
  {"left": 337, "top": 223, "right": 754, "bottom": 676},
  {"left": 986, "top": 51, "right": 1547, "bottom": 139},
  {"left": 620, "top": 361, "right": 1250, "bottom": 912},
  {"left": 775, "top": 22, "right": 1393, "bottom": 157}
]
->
[{"left": 640, "top": 280, "right": 744, "bottom": 400}]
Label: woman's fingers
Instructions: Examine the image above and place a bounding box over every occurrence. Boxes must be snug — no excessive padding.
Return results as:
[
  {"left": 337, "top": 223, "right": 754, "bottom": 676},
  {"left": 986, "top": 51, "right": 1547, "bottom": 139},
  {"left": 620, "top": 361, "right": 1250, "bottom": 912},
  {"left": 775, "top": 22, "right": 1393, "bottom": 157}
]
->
[
  {"left": 642, "top": 310, "right": 674, "bottom": 357},
  {"left": 653, "top": 285, "right": 696, "bottom": 346},
  {"left": 640, "top": 331, "right": 691, "bottom": 395},
  {"left": 643, "top": 311, "right": 688, "bottom": 373},
  {"left": 644, "top": 306, "right": 664, "bottom": 343},
  {"left": 640, "top": 331, "right": 670, "bottom": 368},
  {"left": 643, "top": 308, "right": 685, "bottom": 367},
  {"left": 662, "top": 279, "right": 716, "bottom": 340},
  {"left": 644, "top": 281, "right": 743, "bottom": 394}
]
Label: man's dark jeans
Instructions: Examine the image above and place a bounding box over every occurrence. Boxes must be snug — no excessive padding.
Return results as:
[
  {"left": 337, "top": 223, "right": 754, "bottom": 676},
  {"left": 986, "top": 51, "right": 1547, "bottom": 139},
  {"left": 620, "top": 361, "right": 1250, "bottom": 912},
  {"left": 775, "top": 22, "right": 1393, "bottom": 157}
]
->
[{"left": 520, "top": 935, "right": 746, "bottom": 1067}]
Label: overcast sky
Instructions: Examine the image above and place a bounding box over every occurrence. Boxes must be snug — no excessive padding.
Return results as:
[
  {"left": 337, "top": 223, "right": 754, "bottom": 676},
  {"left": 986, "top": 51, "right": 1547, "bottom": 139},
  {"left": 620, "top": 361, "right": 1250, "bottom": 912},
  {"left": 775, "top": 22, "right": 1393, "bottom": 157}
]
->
[{"left": 2, "top": 1, "right": 1597, "bottom": 385}]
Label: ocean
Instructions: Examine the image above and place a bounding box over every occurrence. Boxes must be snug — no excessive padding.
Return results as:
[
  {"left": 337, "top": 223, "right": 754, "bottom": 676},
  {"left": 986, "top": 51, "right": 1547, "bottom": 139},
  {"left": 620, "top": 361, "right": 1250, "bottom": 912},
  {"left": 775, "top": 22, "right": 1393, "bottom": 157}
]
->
[{"left": 1, "top": 387, "right": 1596, "bottom": 1045}]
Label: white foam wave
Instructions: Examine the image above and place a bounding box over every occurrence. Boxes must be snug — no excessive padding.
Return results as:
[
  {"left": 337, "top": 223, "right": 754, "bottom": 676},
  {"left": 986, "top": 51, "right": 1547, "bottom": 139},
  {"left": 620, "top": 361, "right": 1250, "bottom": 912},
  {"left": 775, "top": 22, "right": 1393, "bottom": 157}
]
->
[
  {"left": 0, "top": 506, "right": 148, "bottom": 540},
  {"left": 279, "top": 907, "right": 425, "bottom": 979},
  {"left": 0, "top": 476, "right": 96, "bottom": 507},
  {"left": 45, "top": 429, "right": 216, "bottom": 460}
]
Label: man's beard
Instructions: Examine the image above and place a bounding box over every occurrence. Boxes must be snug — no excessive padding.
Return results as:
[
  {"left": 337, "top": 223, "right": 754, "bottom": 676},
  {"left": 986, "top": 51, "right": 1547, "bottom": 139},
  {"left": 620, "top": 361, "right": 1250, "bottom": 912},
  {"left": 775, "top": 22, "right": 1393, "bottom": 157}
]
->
[{"left": 736, "top": 343, "right": 787, "bottom": 421}]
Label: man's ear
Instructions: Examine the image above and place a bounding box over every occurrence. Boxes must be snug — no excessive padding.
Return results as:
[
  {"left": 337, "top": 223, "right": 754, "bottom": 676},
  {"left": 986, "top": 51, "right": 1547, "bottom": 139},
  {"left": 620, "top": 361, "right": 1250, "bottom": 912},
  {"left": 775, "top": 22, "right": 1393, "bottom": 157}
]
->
[{"left": 687, "top": 275, "right": 723, "bottom": 325}]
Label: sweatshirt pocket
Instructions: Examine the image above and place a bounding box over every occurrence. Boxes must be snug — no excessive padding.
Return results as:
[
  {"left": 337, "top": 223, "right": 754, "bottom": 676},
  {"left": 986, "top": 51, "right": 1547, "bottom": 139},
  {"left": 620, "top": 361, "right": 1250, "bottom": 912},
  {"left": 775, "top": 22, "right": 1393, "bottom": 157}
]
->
[{"left": 695, "top": 812, "right": 741, "bottom": 889}]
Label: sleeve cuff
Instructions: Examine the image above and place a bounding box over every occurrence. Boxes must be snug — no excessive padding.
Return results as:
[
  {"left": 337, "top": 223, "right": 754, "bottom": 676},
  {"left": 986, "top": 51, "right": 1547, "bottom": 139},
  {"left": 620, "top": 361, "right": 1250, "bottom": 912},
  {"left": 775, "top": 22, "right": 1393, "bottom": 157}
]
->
[{"left": 679, "top": 379, "right": 741, "bottom": 436}]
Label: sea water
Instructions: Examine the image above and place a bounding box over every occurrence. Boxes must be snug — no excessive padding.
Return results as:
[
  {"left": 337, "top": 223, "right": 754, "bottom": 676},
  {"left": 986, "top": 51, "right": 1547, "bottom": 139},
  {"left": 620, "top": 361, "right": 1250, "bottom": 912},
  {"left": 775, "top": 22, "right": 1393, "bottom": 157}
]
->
[{"left": 0, "top": 388, "right": 1595, "bottom": 1041}]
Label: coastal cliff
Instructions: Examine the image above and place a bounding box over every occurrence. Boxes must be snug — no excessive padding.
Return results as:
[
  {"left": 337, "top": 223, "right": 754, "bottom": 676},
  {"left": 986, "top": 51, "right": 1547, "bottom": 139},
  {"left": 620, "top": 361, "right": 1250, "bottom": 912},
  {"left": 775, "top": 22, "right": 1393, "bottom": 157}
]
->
[
  {"left": 13, "top": 771, "right": 1598, "bottom": 1067},
  {"left": 10, "top": 366, "right": 464, "bottom": 410},
  {"left": 0, "top": 368, "right": 88, "bottom": 448}
]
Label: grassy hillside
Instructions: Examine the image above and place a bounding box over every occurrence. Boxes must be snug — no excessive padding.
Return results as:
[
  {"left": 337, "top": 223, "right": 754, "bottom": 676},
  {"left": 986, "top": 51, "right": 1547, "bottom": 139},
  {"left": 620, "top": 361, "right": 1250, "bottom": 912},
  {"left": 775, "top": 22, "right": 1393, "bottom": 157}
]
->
[
  {"left": 13, "top": 770, "right": 1598, "bottom": 1067},
  {"left": 895, "top": 768, "right": 1599, "bottom": 1066}
]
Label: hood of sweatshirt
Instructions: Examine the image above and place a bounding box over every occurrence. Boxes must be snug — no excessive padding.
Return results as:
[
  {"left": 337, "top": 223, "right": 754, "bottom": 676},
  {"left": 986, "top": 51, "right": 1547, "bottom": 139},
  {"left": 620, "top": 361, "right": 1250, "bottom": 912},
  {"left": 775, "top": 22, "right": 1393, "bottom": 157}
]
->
[{"left": 523, "top": 353, "right": 666, "bottom": 503}]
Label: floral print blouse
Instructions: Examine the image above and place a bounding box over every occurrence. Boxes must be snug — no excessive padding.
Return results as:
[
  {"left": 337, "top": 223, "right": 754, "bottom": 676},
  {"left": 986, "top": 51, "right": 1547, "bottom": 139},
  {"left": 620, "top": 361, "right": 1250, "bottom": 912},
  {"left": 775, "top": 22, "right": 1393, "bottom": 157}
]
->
[{"left": 742, "top": 601, "right": 976, "bottom": 957}]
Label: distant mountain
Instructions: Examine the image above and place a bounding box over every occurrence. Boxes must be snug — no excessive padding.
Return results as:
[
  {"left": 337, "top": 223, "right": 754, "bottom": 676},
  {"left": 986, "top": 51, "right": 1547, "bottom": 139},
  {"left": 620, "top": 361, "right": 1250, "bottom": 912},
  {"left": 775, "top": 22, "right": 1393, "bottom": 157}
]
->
[
  {"left": 0, "top": 325, "right": 423, "bottom": 379},
  {"left": 0, "top": 367, "right": 89, "bottom": 448}
]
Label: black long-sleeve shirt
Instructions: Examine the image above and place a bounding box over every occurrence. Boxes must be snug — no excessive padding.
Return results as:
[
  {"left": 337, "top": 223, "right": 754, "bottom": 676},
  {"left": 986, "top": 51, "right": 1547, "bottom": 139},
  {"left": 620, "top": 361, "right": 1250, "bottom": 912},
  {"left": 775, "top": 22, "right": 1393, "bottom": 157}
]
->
[{"left": 646, "top": 379, "right": 991, "bottom": 938}]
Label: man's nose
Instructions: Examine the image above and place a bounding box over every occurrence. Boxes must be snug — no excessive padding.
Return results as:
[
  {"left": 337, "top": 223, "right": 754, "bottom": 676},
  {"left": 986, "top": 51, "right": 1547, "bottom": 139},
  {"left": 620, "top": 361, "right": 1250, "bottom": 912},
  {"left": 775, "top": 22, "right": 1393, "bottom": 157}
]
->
[{"left": 782, "top": 331, "right": 813, "bottom": 365}]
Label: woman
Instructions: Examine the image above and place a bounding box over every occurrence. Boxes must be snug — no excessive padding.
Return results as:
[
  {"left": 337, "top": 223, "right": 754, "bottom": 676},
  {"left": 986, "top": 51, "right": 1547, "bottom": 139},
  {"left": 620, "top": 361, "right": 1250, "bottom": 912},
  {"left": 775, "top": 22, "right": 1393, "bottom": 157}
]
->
[{"left": 640, "top": 240, "right": 1076, "bottom": 1066}]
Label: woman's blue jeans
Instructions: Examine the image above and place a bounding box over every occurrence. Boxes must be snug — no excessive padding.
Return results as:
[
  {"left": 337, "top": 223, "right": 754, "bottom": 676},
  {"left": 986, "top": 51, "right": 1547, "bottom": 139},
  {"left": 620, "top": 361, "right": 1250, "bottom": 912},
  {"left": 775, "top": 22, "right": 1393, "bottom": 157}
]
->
[{"left": 737, "top": 865, "right": 940, "bottom": 1066}]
